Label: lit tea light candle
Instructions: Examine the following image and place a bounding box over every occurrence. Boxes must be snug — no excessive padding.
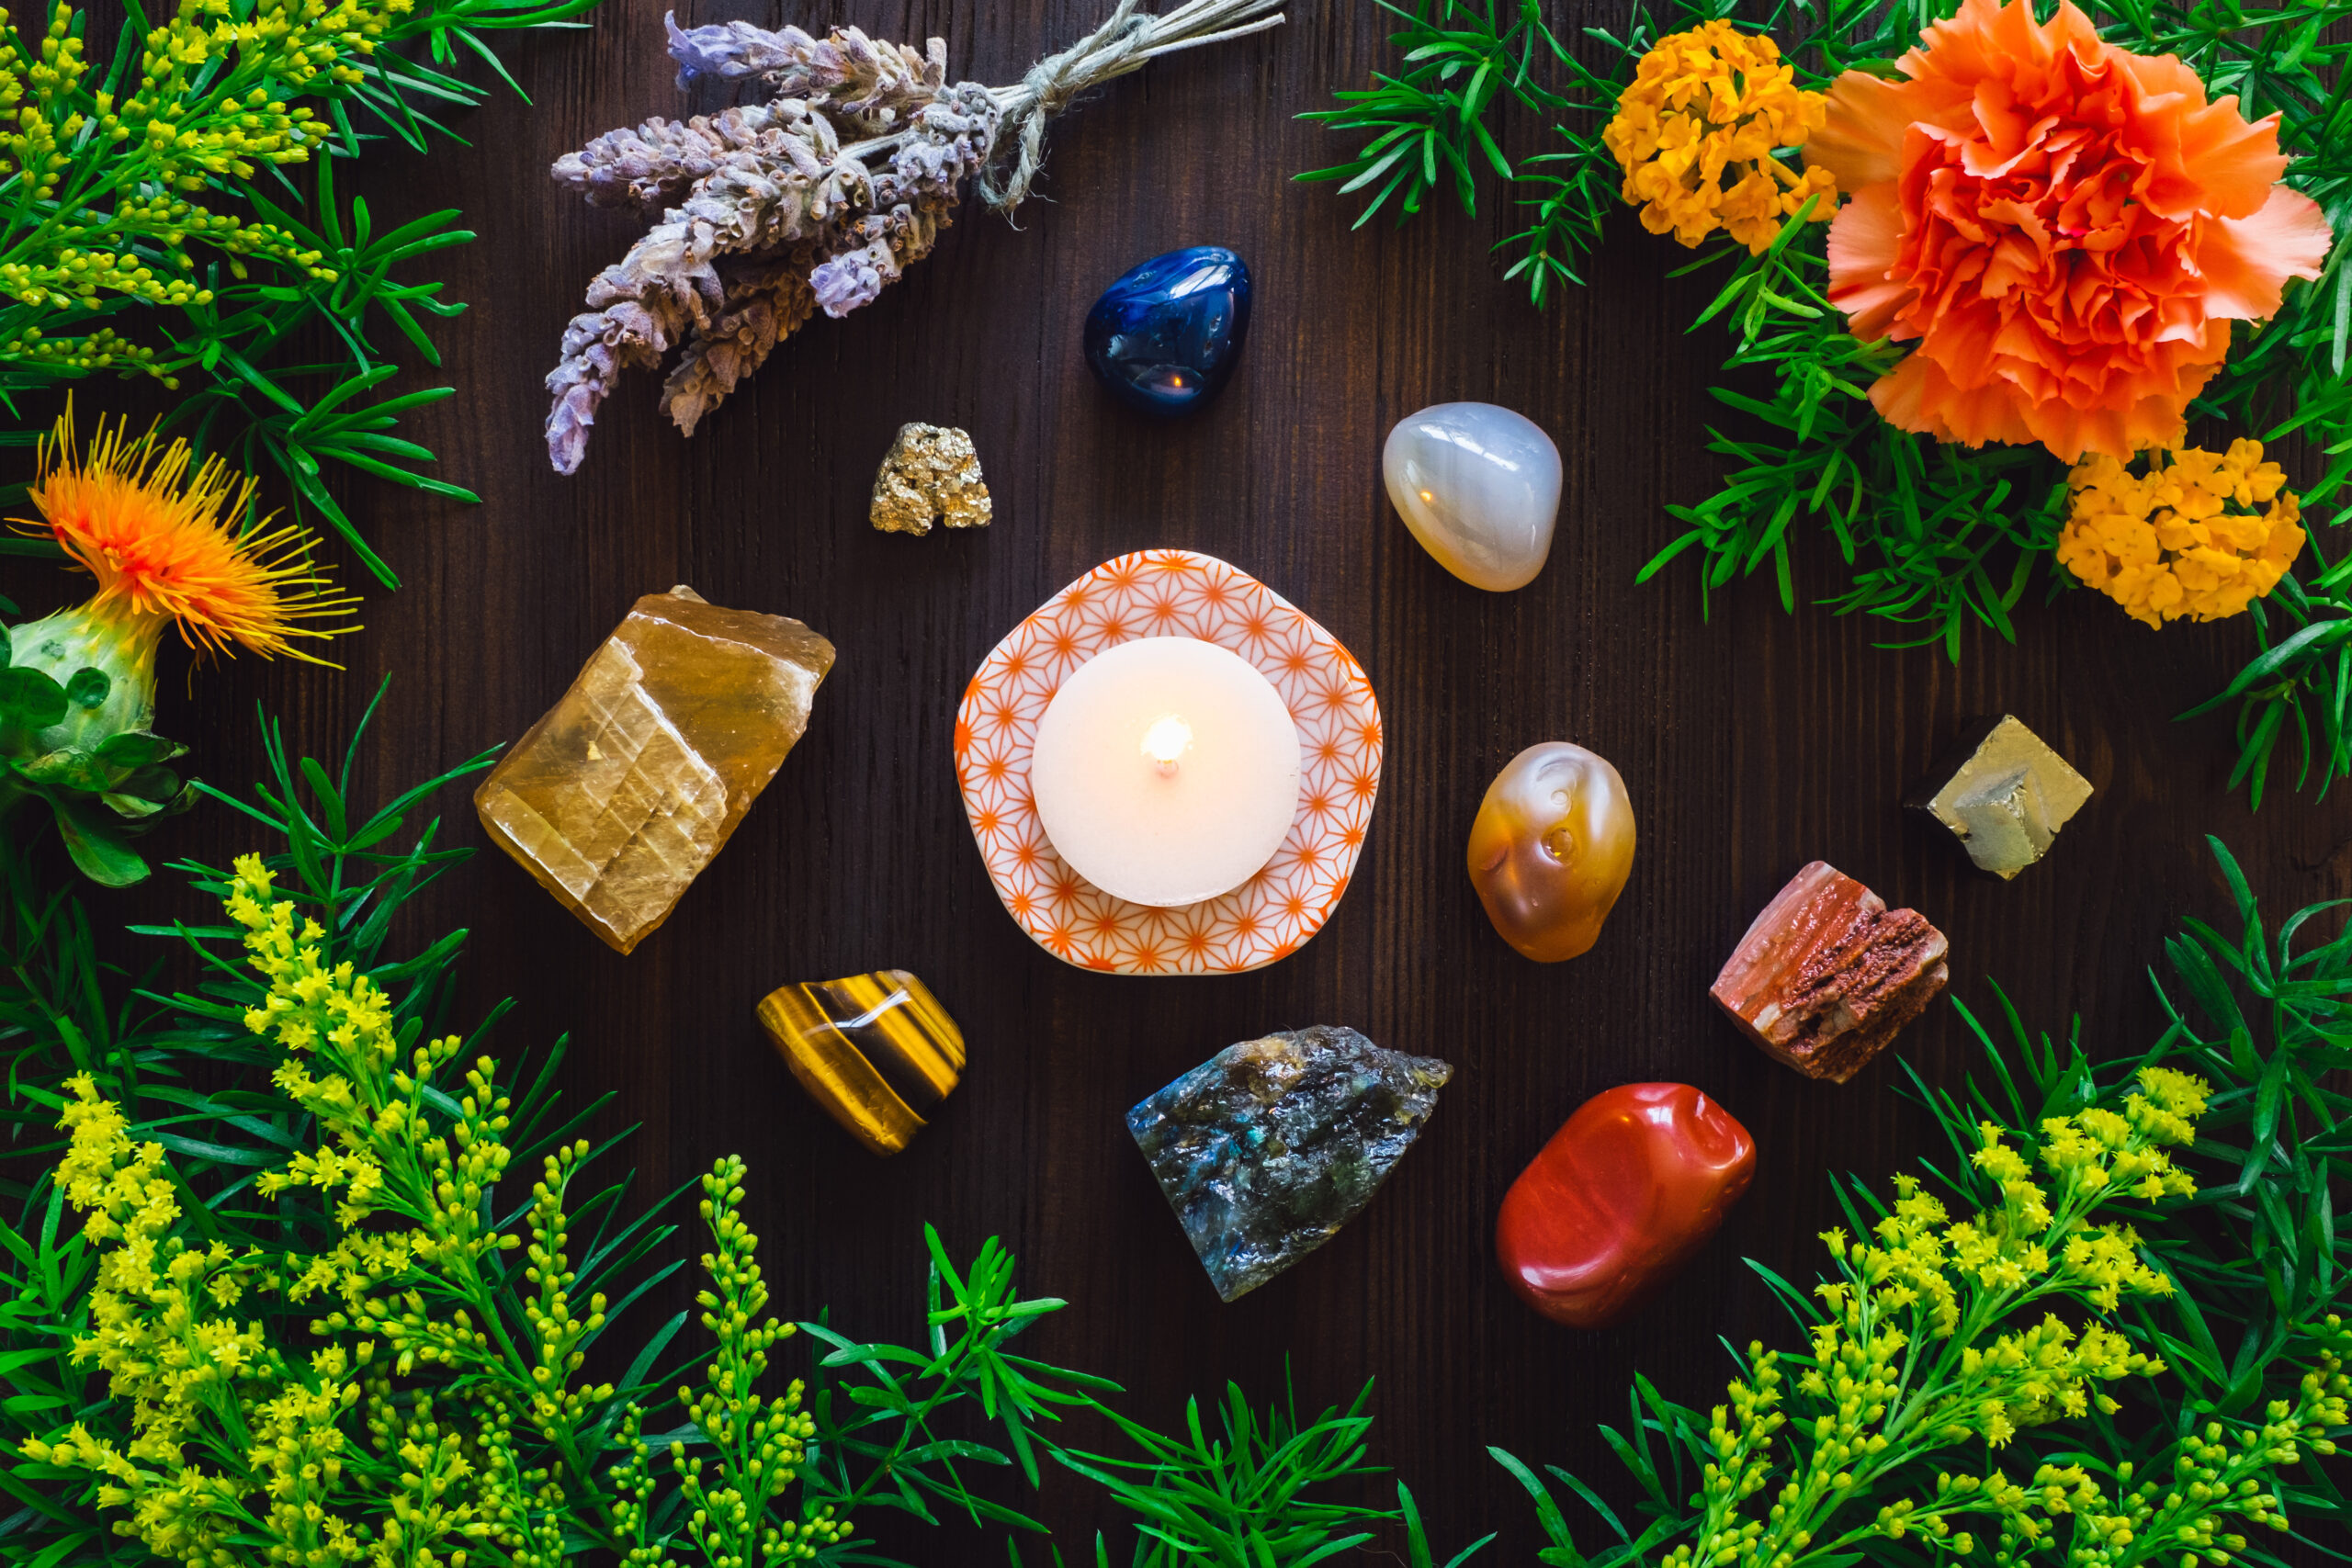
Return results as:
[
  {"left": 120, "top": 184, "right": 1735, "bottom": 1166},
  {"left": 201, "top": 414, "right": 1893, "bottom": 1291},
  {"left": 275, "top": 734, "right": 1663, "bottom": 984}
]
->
[{"left": 1030, "top": 637, "right": 1301, "bottom": 908}]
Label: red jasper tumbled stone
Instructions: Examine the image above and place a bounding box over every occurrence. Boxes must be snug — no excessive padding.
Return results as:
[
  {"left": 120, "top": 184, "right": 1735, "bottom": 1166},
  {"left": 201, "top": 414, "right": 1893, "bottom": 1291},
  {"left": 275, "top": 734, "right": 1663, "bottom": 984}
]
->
[{"left": 1496, "top": 1082, "right": 1756, "bottom": 1329}]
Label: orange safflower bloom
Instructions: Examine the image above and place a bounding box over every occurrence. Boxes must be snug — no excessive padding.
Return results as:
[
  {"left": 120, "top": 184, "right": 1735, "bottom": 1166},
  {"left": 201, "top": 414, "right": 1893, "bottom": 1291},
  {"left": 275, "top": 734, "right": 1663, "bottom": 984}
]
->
[
  {"left": 20, "top": 407, "right": 357, "bottom": 665},
  {"left": 1806, "top": 0, "right": 2334, "bottom": 462}
]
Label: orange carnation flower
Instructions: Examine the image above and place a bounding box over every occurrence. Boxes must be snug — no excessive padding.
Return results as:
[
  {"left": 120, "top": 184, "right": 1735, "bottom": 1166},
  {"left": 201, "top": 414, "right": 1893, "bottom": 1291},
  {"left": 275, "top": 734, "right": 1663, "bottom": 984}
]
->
[{"left": 1806, "top": 0, "right": 2334, "bottom": 461}]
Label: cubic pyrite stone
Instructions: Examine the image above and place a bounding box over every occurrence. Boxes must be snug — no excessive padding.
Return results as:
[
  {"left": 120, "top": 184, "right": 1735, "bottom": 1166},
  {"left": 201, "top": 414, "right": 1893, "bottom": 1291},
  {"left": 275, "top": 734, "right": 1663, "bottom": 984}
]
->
[
  {"left": 1127, "top": 1026, "right": 1451, "bottom": 1302},
  {"left": 475, "top": 586, "right": 833, "bottom": 954},
  {"left": 1711, "top": 863, "right": 1949, "bottom": 1083},
  {"left": 759, "top": 971, "right": 965, "bottom": 1156},
  {"left": 870, "top": 423, "right": 991, "bottom": 536},
  {"left": 1905, "top": 715, "right": 2092, "bottom": 879}
]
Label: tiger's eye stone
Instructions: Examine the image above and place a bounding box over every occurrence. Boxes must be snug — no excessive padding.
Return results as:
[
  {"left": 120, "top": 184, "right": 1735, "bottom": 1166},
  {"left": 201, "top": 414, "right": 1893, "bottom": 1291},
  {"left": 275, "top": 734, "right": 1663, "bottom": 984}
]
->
[
  {"left": 759, "top": 971, "right": 965, "bottom": 1156},
  {"left": 1468, "top": 742, "right": 1637, "bottom": 963},
  {"left": 1711, "top": 863, "right": 1949, "bottom": 1083},
  {"left": 475, "top": 586, "right": 833, "bottom": 954},
  {"left": 1496, "top": 1083, "right": 1756, "bottom": 1329}
]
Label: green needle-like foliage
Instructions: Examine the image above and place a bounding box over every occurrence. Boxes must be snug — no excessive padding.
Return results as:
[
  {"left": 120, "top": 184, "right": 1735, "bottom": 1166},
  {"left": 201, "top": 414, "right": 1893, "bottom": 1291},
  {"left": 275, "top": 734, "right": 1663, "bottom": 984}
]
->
[
  {"left": 1906, "top": 837, "right": 2351, "bottom": 1543},
  {"left": 797, "top": 1238, "right": 1496, "bottom": 1564},
  {"left": 1297, "top": 0, "right": 1607, "bottom": 305},
  {"left": 1306, "top": 0, "right": 2352, "bottom": 797},
  {"left": 2175, "top": 535, "right": 2352, "bottom": 808},
  {"left": 1495, "top": 839, "right": 2352, "bottom": 1568},
  {"left": 793, "top": 1225, "right": 1111, "bottom": 1541},
  {"left": 0, "top": 694, "right": 1481, "bottom": 1567},
  {"left": 0, "top": 0, "right": 604, "bottom": 588},
  {"left": 1047, "top": 1380, "right": 1497, "bottom": 1568}
]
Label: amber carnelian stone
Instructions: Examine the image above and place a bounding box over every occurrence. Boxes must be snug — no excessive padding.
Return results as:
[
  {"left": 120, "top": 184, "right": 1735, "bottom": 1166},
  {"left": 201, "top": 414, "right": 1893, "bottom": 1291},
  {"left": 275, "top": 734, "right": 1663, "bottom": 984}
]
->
[
  {"left": 1467, "top": 742, "right": 1636, "bottom": 963},
  {"left": 1496, "top": 1083, "right": 1756, "bottom": 1329}
]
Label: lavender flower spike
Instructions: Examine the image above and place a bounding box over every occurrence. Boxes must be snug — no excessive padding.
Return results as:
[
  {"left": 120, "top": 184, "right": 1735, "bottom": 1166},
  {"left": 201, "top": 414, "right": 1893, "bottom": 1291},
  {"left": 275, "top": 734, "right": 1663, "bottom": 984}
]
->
[
  {"left": 551, "top": 103, "right": 793, "bottom": 214},
  {"left": 809, "top": 244, "right": 888, "bottom": 318},
  {"left": 664, "top": 11, "right": 812, "bottom": 89}
]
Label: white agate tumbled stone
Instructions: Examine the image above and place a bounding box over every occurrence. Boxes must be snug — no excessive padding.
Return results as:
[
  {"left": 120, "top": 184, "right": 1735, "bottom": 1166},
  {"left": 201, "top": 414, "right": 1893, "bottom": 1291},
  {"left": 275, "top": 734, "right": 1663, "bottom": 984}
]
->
[{"left": 1383, "top": 403, "right": 1563, "bottom": 592}]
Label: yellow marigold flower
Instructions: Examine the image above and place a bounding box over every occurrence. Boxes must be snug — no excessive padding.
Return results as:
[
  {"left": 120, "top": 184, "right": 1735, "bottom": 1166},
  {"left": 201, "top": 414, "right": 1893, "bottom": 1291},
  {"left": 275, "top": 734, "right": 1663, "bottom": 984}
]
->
[
  {"left": 1602, "top": 21, "right": 1838, "bottom": 254},
  {"left": 2058, "top": 439, "right": 2305, "bottom": 628}
]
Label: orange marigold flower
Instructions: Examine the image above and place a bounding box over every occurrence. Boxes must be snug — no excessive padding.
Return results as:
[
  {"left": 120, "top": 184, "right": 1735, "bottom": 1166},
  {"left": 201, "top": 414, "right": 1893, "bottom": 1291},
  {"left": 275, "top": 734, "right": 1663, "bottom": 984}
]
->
[
  {"left": 1807, "top": 0, "right": 2335, "bottom": 462},
  {"left": 2056, "top": 438, "right": 2304, "bottom": 627},
  {"left": 1604, "top": 21, "right": 1838, "bottom": 254},
  {"left": 19, "top": 406, "right": 357, "bottom": 664}
]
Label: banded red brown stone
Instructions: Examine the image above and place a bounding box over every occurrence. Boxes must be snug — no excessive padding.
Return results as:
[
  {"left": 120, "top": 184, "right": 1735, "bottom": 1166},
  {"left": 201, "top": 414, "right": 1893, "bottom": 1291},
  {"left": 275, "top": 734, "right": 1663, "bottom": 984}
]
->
[{"left": 1710, "top": 862, "right": 1949, "bottom": 1083}]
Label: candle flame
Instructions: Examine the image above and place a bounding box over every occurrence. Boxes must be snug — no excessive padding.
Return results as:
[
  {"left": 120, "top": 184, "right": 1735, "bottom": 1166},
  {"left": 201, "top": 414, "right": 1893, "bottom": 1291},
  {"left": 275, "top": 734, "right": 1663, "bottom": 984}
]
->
[{"left": 1142, "top": 714, "right": 1193, "bottom": 775}]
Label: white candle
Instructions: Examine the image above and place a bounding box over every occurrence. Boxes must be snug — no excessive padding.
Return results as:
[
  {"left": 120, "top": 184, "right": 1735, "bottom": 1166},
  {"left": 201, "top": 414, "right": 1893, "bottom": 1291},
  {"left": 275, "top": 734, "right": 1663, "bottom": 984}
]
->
[{"left": 1030, "top": 637, "right": 1302, "bottom": 908}]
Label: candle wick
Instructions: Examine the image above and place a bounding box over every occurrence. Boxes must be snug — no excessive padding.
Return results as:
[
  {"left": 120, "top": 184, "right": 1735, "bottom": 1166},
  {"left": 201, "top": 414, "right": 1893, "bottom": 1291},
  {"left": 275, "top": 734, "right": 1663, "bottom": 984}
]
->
[{"left": 1142, "top": 714, "right": 1193, "bottom": 774}]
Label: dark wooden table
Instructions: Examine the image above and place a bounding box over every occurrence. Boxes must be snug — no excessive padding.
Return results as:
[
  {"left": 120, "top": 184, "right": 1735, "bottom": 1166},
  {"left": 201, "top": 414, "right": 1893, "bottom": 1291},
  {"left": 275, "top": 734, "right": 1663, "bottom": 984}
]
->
[{"left": 24, "top": 0, "right": 2352, "bottom": 1554}]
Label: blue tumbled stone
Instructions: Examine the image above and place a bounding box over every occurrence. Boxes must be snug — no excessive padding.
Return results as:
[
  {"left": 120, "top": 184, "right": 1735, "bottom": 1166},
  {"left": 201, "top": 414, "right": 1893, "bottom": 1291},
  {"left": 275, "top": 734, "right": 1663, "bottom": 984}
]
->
[{"left": 1083, "top": 246, "right": 1252, "bottom": 419}]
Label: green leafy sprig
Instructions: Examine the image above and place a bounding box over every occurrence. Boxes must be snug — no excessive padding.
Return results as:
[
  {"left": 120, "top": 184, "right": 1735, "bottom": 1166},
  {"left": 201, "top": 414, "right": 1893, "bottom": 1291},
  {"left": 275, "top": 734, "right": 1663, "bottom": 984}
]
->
[
  {"left": 0, "top": 0, "right": 604, "bottom": 586},
  {"left": 1046, "top": 1379, "right": 1497, "bottom": 1568},
  {"left": 795, "top": 1226, "right": 1495, "bottom": 1565},
  {"left": 1296, "top": 0, "right": 1610, "bottom": 305},
  {"left": 1906, "top": 836, "right": 2352, "bottom": 1539},
  {"left": 1304, "top": 0, "right": 2352, "bottom": 796},
  {"left": 0, "top": 699, "right": 1487, "bottom": 1568}
]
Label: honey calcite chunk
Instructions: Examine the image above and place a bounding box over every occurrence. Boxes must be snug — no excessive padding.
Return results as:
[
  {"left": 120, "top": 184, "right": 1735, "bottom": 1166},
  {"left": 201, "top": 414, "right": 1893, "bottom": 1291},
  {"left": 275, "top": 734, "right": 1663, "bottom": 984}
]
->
[
  {"left": 476, "top": 586, "right": 833, "bottom": 954},
  {"left": 1468, "top": 742, "right": 1636, "bottom": 962},
  {"left": 1128, "top": 1027, "right": 1451, "bottom": 1302},
  {"left": 759, "top": 972, "right": 964, "bottom": 1156},
  {"left": 1496, "top": 1083, "right": 1756, "bottom": 1328},
  {"left": 1906, "top": 715, "right": 2092, "bottom": 879},
  {"left": 1711, "top": 863, "right": 1949, "bottom": 1083}
]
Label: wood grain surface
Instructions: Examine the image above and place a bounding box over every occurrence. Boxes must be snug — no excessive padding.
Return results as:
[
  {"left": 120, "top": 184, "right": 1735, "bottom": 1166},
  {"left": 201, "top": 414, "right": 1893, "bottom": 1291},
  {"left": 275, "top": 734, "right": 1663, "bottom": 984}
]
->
[{"left": 13, "top": 0, "right": 2352, "bottom": 1555}]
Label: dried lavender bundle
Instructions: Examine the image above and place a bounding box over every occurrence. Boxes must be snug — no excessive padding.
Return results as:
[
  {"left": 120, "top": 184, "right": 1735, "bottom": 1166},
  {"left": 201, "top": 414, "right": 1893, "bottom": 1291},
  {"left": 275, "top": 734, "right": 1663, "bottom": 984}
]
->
[
  {"left": 667, "top": 13, "right": 946, "bottom": 131},
  {"left": 545, "top": 0, "right": 1285, "bottom": 474}
]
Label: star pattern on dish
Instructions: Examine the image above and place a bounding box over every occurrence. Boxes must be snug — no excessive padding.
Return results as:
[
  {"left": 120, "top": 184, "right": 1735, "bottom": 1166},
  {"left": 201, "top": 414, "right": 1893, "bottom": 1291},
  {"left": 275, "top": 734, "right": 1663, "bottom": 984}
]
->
[{"left": 956, "top": 550, "right": 1383, "bottom": 975}]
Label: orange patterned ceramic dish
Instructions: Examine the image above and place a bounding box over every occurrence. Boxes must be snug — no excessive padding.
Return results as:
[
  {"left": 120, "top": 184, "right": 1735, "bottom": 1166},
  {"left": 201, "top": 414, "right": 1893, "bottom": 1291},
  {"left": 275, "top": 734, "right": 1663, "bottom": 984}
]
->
[{"left": 956, "top": 550, "right": 1383, "bottom": 975}]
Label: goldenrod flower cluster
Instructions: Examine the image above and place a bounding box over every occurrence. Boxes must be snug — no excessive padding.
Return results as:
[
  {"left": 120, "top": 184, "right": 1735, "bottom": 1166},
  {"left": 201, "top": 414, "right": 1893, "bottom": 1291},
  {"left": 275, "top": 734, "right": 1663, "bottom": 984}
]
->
[
  {"left": 0, "top": 0, "right": 420, "bottom": 378},
  {"left": 1602, "top": 22, "right": 1838, "bottom": 254},
  {"left": 1660, "top": 1067, "right": 2346, "bottom": 1568},
  {"left": 32, "top": 1071, "right": 357, "bottom": 1567},
  {"left": 28, "top": 854, "right": 847, "bottom": 1565},
  {"left": 2058, "top": 439, "right": 2306, "bottom": 628},
  {"left": 643, "top": 1156, "right": 849, "bottom": 1565}
]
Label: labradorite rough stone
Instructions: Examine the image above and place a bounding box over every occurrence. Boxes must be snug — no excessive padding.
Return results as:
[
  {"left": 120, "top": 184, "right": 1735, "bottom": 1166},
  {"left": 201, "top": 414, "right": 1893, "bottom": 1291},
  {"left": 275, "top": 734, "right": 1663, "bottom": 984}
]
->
[{"left": 1126, "top": 1026, "right": 1453, "bottom": 1302}]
